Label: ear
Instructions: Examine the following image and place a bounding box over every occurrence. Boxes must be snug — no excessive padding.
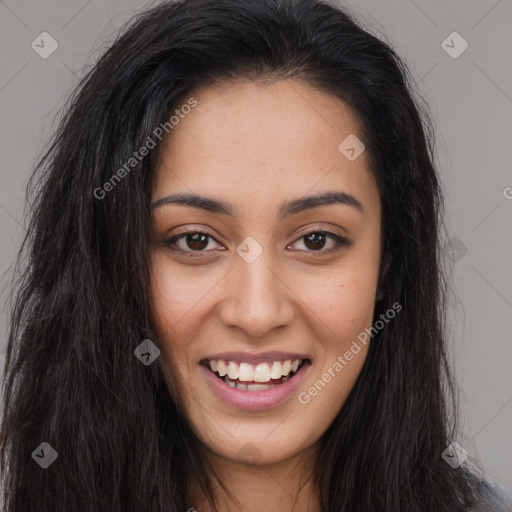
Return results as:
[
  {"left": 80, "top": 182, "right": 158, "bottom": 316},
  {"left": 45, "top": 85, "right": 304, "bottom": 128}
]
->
[{"left": 376, "top": 250, "right": 392, "bottom": 300}]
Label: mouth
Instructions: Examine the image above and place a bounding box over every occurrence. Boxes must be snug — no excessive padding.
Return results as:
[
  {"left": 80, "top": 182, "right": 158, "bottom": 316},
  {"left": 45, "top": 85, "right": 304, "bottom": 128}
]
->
[
  {"left": 198, "top": 356, "right": 311, "bottom": 410},
  {"left": 200, "top": 358, "right": 311, "bottom": 391}
]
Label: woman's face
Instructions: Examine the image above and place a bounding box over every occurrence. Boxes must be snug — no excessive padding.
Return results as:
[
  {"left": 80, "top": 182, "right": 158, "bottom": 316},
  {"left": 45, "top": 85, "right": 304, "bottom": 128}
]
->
[{"left": 150, "top": 79, "right": 382, "bottom": 466}]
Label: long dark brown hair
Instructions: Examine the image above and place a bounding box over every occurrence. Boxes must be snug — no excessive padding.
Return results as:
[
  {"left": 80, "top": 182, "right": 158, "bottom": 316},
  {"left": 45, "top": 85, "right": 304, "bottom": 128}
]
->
[{"left": 0, "top": 0, "right": 489, "bottom": 510}]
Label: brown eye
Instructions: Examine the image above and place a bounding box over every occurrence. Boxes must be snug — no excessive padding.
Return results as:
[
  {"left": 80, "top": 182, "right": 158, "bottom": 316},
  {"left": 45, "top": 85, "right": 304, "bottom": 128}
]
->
[
  {"left": 164, "top": 228, "right": 351, "bottom": 258},
  {"left": 164, "top": 231, "right": 223, "bottom": 255},
  {"left": 290, "top": 230, "right": 351, "bottom": 254},
  {"left": 304, "top": 232, "right": 327, "bottom": 250},
  {"left": 185, "top": 233, "right": 209, "bottom": 250}
]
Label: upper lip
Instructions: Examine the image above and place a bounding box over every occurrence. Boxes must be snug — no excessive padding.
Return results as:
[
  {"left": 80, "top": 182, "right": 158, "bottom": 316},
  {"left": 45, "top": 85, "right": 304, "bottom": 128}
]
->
[{"left": 201, "top": 351, "right": 311, "bottom": 365}]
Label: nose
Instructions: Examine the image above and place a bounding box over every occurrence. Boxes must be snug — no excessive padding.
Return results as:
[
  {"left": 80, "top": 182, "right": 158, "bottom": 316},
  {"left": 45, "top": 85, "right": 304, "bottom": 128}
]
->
[{"left": 218, "top": 250, "right": 295, "bottom": 338}]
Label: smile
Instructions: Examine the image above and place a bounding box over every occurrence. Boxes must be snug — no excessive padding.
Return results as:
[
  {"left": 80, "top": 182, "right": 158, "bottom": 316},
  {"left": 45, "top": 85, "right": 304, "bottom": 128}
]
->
[
  {"left": 199, "top": 356, "right": 311, "bottom": 410},
  {"left": 205, "top": 358, "right": 305, "bottom": 388}
]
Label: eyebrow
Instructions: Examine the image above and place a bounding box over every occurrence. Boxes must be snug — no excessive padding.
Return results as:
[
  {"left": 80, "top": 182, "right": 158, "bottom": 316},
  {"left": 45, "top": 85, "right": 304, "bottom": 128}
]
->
[{"left": 151, "top": 190, "right": 363, "bottom": 219}]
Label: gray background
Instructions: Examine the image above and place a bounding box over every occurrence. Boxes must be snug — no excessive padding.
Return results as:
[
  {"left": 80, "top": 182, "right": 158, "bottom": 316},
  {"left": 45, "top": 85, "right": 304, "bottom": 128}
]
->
[{"left": 0, "top": 0, "right": 511, "bottom": 490}]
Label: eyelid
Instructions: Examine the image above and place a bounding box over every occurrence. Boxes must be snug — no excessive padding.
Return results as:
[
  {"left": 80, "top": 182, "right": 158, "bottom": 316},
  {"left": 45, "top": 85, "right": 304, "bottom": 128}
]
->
[{"left": 293, "top": 223, "right": 348, "bottom": 241}]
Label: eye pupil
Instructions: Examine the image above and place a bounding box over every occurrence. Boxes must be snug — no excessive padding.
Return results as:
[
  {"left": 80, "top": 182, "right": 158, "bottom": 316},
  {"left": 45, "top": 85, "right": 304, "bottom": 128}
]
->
[
  {"left": 305, "top": 232, "right": 325, "bottom": 250},
  {"left": 187, "top": 233, "right": 208, "bottom": 250}
]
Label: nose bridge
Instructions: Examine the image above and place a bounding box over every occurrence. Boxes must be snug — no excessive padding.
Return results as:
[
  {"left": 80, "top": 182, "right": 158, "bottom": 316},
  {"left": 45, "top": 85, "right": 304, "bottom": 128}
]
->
[{"left": 219, "top": 243, "right": 293, "bottom": 337}]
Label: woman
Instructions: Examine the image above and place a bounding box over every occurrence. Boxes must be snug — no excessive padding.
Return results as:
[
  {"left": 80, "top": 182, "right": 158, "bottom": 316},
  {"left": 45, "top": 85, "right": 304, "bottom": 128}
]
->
[{"left": 0, "top": 0, "right": 510, "bottom": 510}]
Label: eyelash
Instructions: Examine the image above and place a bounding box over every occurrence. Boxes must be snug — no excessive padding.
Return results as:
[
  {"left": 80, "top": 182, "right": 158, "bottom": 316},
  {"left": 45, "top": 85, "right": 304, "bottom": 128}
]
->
[{"left": 163, "top": 228, "right": 351, "bottom": 258}]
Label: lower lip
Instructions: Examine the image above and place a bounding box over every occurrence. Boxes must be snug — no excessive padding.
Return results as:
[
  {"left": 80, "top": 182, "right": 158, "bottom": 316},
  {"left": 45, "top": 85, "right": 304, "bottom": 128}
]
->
[{"left": 199, "top": 362, "right": 310, "bottom": 411}]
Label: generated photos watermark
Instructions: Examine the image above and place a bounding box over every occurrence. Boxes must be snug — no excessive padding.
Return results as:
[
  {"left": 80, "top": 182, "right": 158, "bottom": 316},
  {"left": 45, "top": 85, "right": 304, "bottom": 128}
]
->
[
  {"left": 93, "top": 97, "right": 198, "bottom": 200},
  {"left": 298, "top": 301, "right": 402, "bottom": 405}
]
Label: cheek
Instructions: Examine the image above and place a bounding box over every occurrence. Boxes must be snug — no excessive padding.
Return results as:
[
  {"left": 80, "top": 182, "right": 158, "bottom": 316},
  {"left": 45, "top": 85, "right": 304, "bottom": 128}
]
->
[
  {"left": 149, "top": 253, "right": 200, "bottom": 372},
  {"left": 291, "top": 258, "right": 378, "bottom": 412},
  {"left": 295, "top": 260, "right": 379, "bottom": 341},
  {"left": 151, "top": 253, "right": 194, "bottom": 327},
  {"left": 149, "top": 250, "right": 220, "bottom": 346}
]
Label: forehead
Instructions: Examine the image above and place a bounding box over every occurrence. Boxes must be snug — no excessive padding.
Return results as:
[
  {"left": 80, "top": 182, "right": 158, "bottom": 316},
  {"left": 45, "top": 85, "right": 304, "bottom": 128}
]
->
[{"left": 153, "top": 79, "right": 379, "bottom": 216}]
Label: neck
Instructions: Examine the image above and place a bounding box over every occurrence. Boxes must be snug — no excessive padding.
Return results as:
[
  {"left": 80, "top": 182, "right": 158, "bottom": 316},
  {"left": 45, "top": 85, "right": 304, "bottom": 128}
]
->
[{"left": 187, "top": 443, "right": 321, "bottom": 512}]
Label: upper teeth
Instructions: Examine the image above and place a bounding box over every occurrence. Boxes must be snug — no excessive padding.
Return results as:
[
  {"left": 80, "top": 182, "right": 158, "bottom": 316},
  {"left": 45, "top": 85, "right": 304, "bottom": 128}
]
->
[{"left": 208, "top": 359, "right": 303, "bottom": 383}]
